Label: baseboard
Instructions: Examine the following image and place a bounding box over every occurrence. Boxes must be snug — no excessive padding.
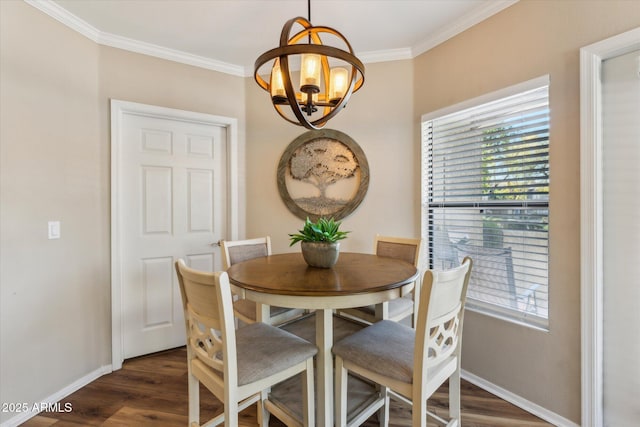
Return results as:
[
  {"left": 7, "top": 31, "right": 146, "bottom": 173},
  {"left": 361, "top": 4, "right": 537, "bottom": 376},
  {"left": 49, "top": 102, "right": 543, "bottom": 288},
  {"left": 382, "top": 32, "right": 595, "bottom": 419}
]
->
[
  {"left": 0, "top": 364, "right": 112, "bottom": 427},
  {"left": 461, "top": 369, "right": 580, "bottom": 427}
]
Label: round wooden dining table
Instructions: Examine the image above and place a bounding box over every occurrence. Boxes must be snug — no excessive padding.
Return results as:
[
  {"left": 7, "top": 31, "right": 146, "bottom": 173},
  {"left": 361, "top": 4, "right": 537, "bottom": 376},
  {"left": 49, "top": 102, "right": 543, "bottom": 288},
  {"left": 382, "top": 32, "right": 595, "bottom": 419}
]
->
[{"left": 226, "top": 252, "right": 419, "bottom": 427}]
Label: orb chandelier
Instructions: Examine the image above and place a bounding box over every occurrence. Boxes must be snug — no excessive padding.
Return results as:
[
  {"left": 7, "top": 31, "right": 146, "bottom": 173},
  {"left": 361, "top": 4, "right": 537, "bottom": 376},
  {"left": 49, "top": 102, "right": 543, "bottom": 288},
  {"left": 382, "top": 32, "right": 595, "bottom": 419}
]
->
[{"left": 254, "top": 0, "right": 365, "bottom": 130}]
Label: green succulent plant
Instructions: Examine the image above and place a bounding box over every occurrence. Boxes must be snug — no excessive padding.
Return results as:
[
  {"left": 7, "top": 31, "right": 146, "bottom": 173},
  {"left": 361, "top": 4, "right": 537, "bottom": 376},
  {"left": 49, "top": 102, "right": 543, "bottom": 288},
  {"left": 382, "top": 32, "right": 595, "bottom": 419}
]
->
[{"left": 289, "top": 217, "right": 350, "bottom": 246}]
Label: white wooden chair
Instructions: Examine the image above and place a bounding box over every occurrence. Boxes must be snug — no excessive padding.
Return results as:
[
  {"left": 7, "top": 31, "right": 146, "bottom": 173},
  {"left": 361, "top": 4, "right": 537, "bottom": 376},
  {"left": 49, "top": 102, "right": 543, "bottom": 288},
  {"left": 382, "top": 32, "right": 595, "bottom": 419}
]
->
[
  {"left": 221, "top": 237, "right": 305, "bottom": 325},
  {"left": 333, "top": 257, "right": 473, "bottom": 427},
  {"left": 175, "top": 260, "right": 317, "bottom": 427},
  {"left": 338, "top": 235, "right": 422, "bottom": 327}
]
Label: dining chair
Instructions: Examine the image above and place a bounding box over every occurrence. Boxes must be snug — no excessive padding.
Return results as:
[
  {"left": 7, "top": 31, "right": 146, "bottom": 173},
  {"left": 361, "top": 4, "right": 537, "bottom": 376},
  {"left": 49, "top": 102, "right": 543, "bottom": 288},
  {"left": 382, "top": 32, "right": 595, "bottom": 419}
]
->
[
  {"left": 175, "top": 259, "right": 317, "bottom": 427},
  {"left": 221, "top": 236, "right": 305, "bottom": 325},
  {"left": 337, "top": 235, "right": 423, "bottom": 327},
  {"left": 333, "top": 257, "right": 473, "bottom": 427},
  {"left": 455, "top": 242, "right": 539, "bottom": 313}
]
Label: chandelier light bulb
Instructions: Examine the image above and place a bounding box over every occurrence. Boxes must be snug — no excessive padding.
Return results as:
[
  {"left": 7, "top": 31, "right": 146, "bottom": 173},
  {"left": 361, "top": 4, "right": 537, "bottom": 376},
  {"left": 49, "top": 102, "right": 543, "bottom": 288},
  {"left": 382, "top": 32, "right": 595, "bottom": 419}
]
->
[
  {"left": 270, "top": 60, "right": 286, "bottom": 103},
  {"left": 329, "top": 67, "right": 348, "bottom": 104},
  {"left": 300, "top": 54, "right": 322, "bottom": 92}
]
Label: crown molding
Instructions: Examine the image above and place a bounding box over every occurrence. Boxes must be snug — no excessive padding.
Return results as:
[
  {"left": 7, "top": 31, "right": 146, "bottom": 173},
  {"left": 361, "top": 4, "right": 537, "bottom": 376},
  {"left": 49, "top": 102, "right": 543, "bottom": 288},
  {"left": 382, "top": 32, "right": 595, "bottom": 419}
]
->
[
  {"left": 98, "top": 31, "right": 245, "bottom": 76},
  {"left": 357, "top": 48, "right": 414, "bottom": 64},
  {"left": 412, "top": 0, "right": 519, "bottom": 57},
  {"left": 26, "top": 0, "right": 518, "bottom": 77}
]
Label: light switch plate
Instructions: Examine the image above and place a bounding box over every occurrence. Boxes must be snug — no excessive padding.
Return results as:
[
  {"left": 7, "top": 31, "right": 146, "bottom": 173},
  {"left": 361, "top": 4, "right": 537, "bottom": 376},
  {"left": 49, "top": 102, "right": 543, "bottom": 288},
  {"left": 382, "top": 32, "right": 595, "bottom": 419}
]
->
[{"left": 48, "top": 221, "right": 60, "bottom": 239}]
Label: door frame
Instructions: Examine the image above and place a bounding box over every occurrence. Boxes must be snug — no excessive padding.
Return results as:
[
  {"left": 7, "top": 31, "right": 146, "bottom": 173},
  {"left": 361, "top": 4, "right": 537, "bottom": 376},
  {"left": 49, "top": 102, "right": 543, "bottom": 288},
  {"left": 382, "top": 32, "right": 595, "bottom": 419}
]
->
[
  {"left": 580, "top": 27, "right": 640, "bottom": 427},
  {"left": 110, "top": 99, "right": 241, "bottom": 370}
]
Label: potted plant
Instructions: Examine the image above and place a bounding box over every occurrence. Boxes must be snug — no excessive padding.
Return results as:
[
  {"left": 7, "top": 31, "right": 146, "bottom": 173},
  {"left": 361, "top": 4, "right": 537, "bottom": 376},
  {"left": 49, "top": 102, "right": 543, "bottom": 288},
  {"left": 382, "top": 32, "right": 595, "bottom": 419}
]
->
[{"left": 289, "top": 217, "right": 350, "bottom": 268}]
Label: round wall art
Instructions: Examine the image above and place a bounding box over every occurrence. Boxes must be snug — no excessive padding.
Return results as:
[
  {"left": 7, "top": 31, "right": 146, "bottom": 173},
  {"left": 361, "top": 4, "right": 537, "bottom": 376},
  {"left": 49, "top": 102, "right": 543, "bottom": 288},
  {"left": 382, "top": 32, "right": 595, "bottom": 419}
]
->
[{"left": 277, "top": 129, "right": 369, "bottom": 221}]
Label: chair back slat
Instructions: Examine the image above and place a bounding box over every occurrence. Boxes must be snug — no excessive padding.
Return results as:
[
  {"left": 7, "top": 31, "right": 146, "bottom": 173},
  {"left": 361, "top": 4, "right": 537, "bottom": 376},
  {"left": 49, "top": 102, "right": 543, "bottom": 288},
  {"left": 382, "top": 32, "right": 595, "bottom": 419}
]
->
[
  {"left": 427, "top": 302, "right": 462, "bottom": 365},
  {"left": 186, "top": 307, "right": 225, "bottom": 372}
]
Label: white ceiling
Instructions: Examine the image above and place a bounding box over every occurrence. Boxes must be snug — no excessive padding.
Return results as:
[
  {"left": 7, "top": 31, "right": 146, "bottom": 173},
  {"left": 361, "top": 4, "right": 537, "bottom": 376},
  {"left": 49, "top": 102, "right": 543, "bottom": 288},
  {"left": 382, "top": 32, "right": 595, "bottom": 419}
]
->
[{"left": 40, "top": 0, "right": 517, "bottom": 76}]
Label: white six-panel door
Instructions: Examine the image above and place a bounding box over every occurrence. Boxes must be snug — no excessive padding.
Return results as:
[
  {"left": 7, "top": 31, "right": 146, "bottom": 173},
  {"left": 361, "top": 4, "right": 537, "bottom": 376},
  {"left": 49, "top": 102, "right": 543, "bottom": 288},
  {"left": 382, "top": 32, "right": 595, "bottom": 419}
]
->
[{"left": 111, "top": 101, "right": 237, "bottom": 364}]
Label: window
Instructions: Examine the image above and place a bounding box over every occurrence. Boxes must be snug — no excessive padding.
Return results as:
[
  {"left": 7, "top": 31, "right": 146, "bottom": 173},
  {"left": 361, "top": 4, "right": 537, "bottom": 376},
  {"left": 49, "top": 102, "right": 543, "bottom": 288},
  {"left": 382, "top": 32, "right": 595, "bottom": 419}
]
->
[{"left": 421, "top": 76, "right": 549, "bottom": 329}]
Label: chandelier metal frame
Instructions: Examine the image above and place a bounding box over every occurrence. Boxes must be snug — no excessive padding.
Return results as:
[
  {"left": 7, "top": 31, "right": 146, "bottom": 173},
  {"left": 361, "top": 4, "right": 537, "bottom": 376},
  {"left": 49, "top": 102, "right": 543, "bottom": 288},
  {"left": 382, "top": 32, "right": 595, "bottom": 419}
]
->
[{"left": 254, "top": 13, "right": 365, "bottom": 129}]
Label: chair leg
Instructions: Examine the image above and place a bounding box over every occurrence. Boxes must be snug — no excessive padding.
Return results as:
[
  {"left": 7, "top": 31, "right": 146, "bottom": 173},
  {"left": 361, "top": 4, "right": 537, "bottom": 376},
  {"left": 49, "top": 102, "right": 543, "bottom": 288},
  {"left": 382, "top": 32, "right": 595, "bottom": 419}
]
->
[
  {"left": 303, "top": 358, "right": 315, "bottom": 427},
  {"left": 412, "top": 397, "right": 427, "bottom": 427},
  {"left": 187, "top": 368, "right": 200, "bottom": 426},
  {"left": 258, "top": 389, "right": 270, "bottom": 427},
  {"left": 335, "top": 356, "right": 348, "bottom": 427},
  {"left": 225, "top": 399, "right": 238, "bottom": 427},
  {"left": 449, "top": 370, "right": 462, "bottom": 422},
  {"left": 378, "top": 386, "right": 390, "bottom": 427}
]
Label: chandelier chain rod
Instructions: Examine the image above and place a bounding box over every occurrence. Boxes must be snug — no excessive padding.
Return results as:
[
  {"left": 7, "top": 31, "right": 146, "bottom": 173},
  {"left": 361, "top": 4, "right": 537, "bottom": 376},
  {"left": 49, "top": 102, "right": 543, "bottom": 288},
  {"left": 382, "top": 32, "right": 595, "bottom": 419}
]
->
[{"left": 307, "top": 0, "right": 311, "bottom": 43}]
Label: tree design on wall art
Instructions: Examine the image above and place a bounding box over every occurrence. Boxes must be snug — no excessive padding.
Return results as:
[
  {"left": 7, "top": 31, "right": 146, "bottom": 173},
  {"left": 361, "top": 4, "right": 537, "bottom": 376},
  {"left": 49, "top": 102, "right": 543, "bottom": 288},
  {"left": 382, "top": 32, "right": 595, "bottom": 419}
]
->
[{"left": 278, "top": 129, "right": 369, "bottom": 221}]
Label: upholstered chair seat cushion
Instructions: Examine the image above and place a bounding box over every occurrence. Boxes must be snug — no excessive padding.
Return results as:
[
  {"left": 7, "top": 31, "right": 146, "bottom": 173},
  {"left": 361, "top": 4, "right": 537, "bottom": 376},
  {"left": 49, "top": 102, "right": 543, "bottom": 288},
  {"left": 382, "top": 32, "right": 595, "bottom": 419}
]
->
[
  {"left": 236, "top": 322, "right": 317, "bottom": 385},
  {"left": 333, "top": 320, "right": 415, "bottom": 383},
  {"left": 233, "top": 299, "right": 292, "bottom": 322}
]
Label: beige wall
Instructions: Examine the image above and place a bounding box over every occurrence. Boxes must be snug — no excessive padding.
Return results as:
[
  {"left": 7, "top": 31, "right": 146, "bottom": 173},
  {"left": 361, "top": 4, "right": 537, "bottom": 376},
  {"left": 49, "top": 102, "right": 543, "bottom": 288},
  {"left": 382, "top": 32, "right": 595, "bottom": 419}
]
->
[
  {"left": 1, "top": 2, "right": 103, "bottom": 422},
  {"left": 245, "top": 59, "right": 416, "bottom": 254},
  {"left": 414, "top": 0, "right": 639, "bottom": 423},
  {"left": 99, "top": 45, "right": 246, "bottom": 125},
  {"left": 0, "top": 2, "right": 246, "bottom": 423}
]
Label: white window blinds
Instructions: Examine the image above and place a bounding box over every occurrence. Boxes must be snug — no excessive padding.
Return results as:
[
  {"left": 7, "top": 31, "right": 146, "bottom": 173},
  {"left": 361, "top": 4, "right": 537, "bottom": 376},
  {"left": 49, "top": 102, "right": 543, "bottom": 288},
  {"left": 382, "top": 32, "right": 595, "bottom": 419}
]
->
[{"left": 421, "top": 77, "right": 549, "bottom": 328}]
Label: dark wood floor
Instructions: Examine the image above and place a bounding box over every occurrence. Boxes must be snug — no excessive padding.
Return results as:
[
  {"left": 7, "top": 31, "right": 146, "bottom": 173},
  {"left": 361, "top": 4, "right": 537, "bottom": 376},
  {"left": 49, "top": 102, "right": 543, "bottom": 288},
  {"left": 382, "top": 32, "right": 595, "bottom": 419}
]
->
[{"left": 21, "top": 347, "right": 552, "bottom": 427}]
